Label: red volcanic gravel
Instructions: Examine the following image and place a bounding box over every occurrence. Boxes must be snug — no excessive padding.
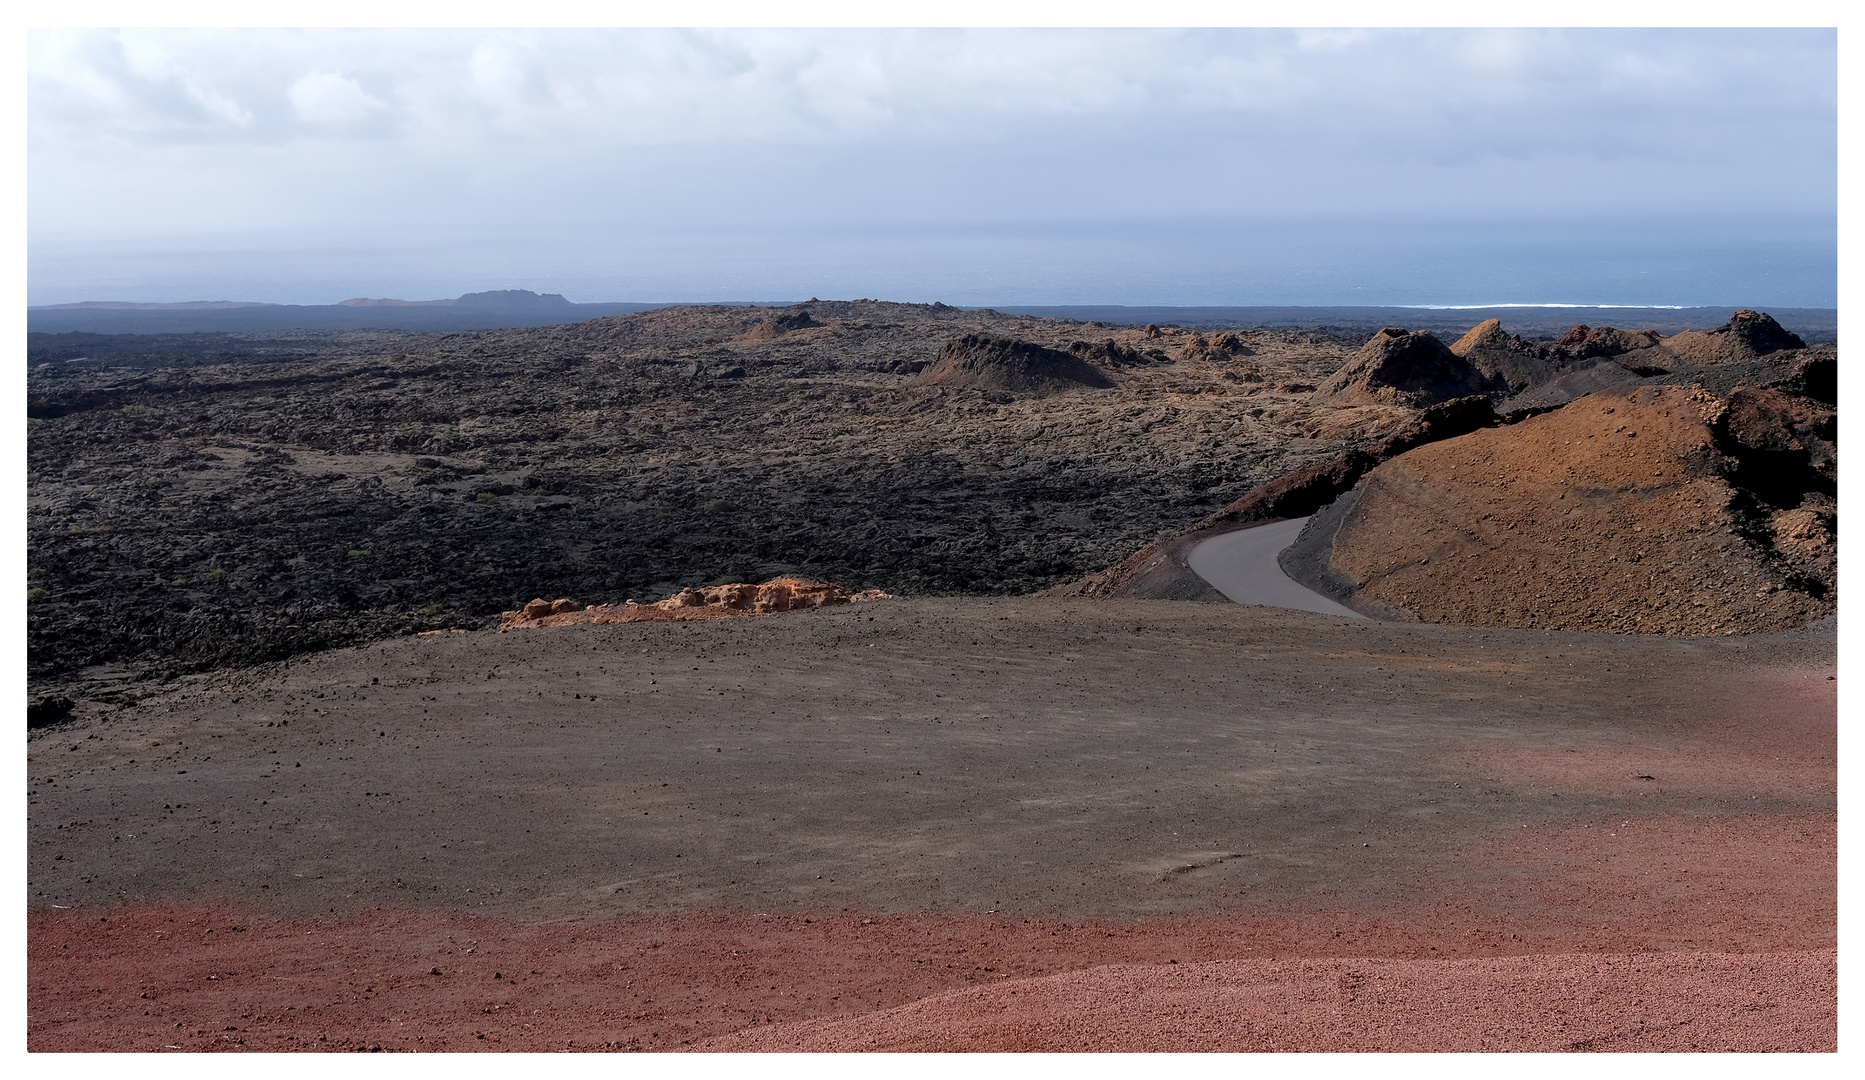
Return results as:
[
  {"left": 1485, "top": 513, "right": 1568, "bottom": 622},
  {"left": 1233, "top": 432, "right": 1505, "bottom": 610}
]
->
[
  {"left": 29, "top": 842, "right": 1835, "bottom": 1056},
  {"left": 703, "top": 951, "right": 1835, "bottom": 1052}
]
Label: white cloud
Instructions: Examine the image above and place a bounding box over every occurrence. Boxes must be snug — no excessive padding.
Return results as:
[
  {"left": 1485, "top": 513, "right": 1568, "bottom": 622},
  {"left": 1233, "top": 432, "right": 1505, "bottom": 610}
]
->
[
  {"left": 26, "top": 28, "right": 1836, "bottom": 253},
  {"left": 27, "top": 28, "right": 1837, "bottom": 155},
  {"left": 287, "top": 70, "right": 385, "bottom": 126}
]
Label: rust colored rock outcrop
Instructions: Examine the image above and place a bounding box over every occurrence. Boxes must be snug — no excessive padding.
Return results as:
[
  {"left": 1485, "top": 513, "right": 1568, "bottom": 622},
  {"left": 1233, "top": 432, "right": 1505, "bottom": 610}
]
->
[
  {"left": 1310, "top": 383, "right": 1835, "bottom": 635},
  {"left": 501, "top": 577, "right": 892, "bottom": 629}
]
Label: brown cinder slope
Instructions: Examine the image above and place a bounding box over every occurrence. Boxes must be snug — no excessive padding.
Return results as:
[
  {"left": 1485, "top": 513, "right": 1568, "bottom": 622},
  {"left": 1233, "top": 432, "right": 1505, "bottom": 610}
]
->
[{"left": 1315, "top": 382, "right": 1835, "bottom": 635}]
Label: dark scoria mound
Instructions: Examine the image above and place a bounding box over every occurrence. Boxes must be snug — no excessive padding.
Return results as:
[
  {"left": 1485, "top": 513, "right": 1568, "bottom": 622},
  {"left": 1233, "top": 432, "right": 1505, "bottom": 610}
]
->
[
  {"left": 1449, "top": 319, "right": 1591, "bottom": 395},
  {"left": 1317, "top": 327, "right": 1509, "bottom": 407},
  {"left": 920, "top": 334, "right": 1115, "bottom": 393},
  {"left": 1288, "top": 382, "right": 1835, "bottom": 636},
  {"left": 1552, "top": 323, "right": 1668, "bottom": 361}
]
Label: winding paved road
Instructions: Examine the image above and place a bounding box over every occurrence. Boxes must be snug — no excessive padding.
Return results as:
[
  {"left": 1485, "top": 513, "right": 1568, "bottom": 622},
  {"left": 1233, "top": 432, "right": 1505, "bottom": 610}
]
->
[{"left": 1187, "top": 517, "right": 1366, "bottom": 619}]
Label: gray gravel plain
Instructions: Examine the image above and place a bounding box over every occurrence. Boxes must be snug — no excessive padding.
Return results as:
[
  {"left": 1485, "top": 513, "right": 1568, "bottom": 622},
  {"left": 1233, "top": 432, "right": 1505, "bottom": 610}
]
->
[{"left": 28, "top": 599, "right": 1834, "bottom": 926}]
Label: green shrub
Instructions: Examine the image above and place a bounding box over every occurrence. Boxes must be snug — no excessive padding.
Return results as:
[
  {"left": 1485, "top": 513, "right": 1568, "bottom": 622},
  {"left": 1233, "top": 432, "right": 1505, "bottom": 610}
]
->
[
  {"left": 348, "top": 549, "right": 371, "bottom": 558},
  {"left": 26, "top": 587, "right": 48, "bottom": 602},
  {"left": 475, "top": 492, "right": 498, "bottom": 505}
]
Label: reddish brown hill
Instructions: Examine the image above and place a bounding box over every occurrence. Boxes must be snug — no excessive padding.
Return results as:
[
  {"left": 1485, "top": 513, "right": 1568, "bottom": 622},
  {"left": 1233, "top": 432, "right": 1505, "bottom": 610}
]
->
[{"left": 1316, "top": 383, "right": 1834, "bottom": 635}]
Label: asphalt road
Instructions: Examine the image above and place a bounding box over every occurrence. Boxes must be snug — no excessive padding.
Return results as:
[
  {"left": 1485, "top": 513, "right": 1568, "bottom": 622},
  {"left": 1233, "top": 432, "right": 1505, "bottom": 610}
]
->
[{"left": 1187, "top": 518, "right": 1365, "bottom": 618}]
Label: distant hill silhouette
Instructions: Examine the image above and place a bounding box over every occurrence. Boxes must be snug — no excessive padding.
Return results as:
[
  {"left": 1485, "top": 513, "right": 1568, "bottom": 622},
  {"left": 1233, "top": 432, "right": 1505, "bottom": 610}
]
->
[{"left": 28, "top": 290, "right": 652, "bottom": 333}]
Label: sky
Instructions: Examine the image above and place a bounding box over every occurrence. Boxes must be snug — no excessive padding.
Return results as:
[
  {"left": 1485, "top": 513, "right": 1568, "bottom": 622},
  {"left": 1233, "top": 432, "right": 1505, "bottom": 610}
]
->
[{"left": 26, "top": 27, "right": 1839, "bottom": 308}]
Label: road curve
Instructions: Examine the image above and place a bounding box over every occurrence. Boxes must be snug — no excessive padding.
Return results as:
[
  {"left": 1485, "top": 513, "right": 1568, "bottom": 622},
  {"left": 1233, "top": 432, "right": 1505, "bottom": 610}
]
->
[{"left": 1187, "top": 518, "right": 1367, "bottom": 619}]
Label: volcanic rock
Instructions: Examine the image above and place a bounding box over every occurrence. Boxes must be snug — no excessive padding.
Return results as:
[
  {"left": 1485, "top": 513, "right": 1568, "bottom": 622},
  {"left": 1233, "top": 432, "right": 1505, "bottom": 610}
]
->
[
  {"left": 1176, "top": 332, "right": 1255, "bottom": 363},
  {"left": 1552, "top": 325, "right": 1667, "bottom": 361},
  {"left": 1295, "top": 383, "right": 1835, "bottom": 636},
  {"left": 1317, "top": 328, "right": 1509, "bottom": 407},
  {"left": 1068, "top": 338, "right": 1153, "bottom": 367},
  {"left": 1663, "top": 310, "right": 1806, "bottom": 367},
  {"left": 1718, "top": 385, "right": 1837, "bottom": 518},
  {"left": 26, "top": 695, "right": 75, "bottom": 729},
  {"left": 744, "top": 312, "right": 823, "bottom": 340},
  {"left": 1448, "top": 319, "right": 1579, "bottom": 395},
  {"left": 500, "top": 577, "right": 892, "bottom": 629},
  {"left": 919, "top": 334, "right": 1116, "bottom": 393},
  {"left": 1784, "top": 351, "right": 1837, "bottom": 406}
]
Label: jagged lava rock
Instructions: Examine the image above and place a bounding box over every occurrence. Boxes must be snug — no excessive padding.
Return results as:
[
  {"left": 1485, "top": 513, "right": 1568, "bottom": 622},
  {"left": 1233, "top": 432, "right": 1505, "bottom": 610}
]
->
[
  {"left": 1069, "top": 338, "right": 1155, "bottom": 366},
  {"left": 1318, "top": 327, "right": 1509, "bottom": 407},
  {"left": 920, "top": 334, "right": 1115, "bottom": 393},
  {"left": 1318, "top": 383, "right": 1834, "bottom": 636}
]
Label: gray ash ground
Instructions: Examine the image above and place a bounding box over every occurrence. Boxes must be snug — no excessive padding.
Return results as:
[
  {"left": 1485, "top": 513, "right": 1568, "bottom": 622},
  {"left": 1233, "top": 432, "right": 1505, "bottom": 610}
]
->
[{"left": 28, "top": 301, "right": 1371, "bottom": 695}]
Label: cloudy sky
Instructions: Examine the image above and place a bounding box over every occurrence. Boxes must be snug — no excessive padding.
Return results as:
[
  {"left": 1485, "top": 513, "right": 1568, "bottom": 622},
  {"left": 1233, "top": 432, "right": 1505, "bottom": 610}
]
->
[{"left": 27, "top": 27, "right": 1837, "bottom": 307}]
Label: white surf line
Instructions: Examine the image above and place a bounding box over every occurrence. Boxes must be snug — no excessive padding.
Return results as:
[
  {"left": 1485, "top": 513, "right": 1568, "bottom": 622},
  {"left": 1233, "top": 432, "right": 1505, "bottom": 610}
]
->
[
  {"left": 1402, "top": 303, "right": 1692, "bottom": 310},
  {"left": 1187, "top": 517, "right": 1367, "bottom": 619}
]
